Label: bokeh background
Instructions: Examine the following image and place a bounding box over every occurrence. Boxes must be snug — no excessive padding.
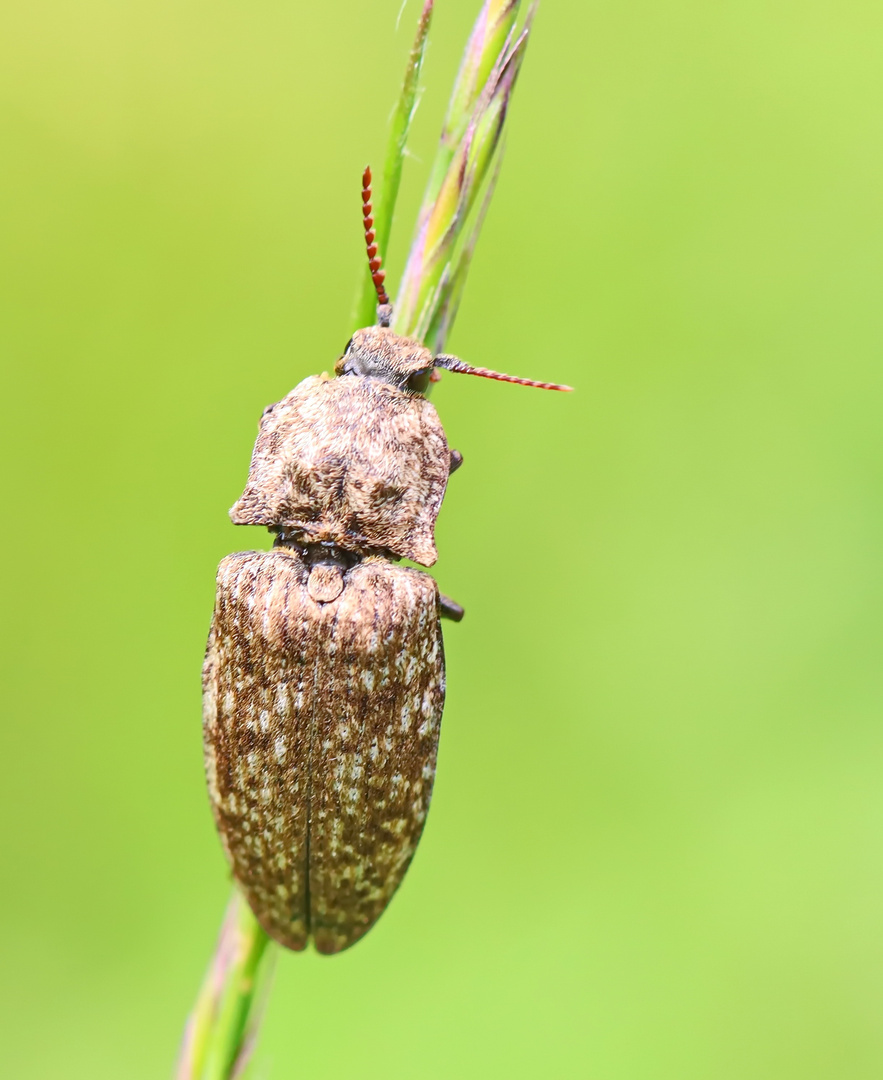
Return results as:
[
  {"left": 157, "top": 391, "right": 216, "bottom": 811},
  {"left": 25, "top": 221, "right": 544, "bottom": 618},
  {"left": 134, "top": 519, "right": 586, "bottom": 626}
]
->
[{"left": 3, "top": 0, "right": 883, "bottom": 1076}]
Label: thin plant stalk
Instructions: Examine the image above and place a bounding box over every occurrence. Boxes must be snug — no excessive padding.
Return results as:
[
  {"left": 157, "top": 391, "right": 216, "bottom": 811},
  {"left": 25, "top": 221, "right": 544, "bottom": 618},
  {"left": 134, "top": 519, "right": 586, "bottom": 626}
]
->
[
  {"left": 177, "top": 892, "right": 274, "bottom": 1080},
  {"left": 354, "top": 0, "right": 434, "bottom": 329},
  {"left": 425, "top": 138, "right": 506, "bottom": 353},
  {"left": 394, "top": 3, "right": 536, "bottom": 339},
  {"left": 178, "top": 4, "right": 537, "bottom": 1076},
  {"left": 424, "top": 0, "right": 519, "bottom": 209}
]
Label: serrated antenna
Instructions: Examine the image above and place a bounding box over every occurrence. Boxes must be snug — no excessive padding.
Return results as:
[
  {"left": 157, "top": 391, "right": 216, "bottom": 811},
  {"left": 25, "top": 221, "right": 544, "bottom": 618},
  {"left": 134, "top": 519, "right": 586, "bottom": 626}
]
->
[
  {"left": 362, "top": 167, "right": 392, "bottom": 325},
  {"left": 433, "top": 355, "right": 573, "bottom": 392}
]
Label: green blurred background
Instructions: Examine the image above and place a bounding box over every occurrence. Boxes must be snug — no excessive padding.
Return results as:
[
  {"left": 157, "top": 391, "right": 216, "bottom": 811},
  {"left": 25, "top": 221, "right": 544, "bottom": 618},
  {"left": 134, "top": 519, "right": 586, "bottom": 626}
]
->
[{"left": 2, "top": 0, "right": 883, "bottom": 1076}]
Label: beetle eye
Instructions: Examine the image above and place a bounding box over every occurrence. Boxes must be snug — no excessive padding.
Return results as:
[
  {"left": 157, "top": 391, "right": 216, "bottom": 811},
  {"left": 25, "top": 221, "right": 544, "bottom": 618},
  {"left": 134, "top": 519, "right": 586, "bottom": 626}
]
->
[
  {"left": 406, "top": 367, "right": 432, "bottom": 394},
  {"left": 343, "top": 337, "right": 354, "bottom": 354}
]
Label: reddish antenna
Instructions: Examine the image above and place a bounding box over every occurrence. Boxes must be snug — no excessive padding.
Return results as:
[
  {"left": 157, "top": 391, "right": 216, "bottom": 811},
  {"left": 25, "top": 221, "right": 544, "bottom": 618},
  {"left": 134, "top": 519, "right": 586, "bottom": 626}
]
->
[
  {"left": 433, "top": 355, "right": 572, "bottom": 392},
  {"left": 362, "top": 167, "right": 391, "bottom": 323}
]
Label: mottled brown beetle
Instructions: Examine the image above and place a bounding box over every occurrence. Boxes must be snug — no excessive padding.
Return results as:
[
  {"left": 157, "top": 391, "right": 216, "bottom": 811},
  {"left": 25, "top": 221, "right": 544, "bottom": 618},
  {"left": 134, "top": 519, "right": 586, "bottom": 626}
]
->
[{"left": 202, "top": 168, "right": 570, "bottom": 954}]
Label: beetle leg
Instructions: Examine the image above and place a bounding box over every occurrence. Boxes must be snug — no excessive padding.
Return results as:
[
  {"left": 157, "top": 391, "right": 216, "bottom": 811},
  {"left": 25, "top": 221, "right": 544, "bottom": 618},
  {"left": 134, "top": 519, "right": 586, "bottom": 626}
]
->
[{"left": 439, "top": 594, "right": 465, "bottom": 622}]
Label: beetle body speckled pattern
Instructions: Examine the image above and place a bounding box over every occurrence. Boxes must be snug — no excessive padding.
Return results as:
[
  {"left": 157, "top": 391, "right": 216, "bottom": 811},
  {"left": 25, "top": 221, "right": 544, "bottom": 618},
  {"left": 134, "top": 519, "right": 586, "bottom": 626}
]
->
[
  {"left": 202, "top": 169, "right": 570, "bottom": 953},
  {"left": 203, "top": 548, "right": 444, "bottom": 954}
]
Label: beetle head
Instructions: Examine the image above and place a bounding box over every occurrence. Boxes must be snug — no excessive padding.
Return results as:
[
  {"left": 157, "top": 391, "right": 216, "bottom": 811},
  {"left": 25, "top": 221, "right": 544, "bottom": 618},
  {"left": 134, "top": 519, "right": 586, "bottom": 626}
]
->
[
  {"left": 336, "top": 327, "right": 436, "bottom": 394},
  {"left": 342, "top": 166, "right": 572, "bottom": 396}
]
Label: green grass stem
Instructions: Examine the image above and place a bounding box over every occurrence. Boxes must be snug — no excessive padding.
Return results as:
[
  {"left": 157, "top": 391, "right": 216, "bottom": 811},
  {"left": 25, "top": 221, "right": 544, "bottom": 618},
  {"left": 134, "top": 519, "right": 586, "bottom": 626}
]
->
[
  {"left": 176, "top": 893, "right": 273, "bottom": 1080},
  {"left": 179, "top": 4, "right": 537, "bottom": 1075},
  {"left": 395, "top": 5, "right": 535, "bottom": 338},
  {"left": 354, "top": 0, "right": 434, "bottom": 329}
]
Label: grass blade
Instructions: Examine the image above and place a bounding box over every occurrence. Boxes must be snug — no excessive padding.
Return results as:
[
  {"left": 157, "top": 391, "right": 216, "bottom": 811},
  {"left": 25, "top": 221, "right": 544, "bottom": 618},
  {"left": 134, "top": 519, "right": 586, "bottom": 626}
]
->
[
  {"left": 395, "top": 9, "right": 535, "bottom": 337},
  {"left": 354, "top": 0, "right": 434, "bottom": 329},
  {"left": 176, "top": 892, "right": 273, "bottom": 1080}
]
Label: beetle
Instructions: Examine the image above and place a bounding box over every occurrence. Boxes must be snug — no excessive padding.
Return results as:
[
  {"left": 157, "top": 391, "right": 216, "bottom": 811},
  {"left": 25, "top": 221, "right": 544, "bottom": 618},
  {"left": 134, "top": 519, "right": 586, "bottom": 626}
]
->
[{"left": 202, "top": 168, "right": 570, "bottom": 954}]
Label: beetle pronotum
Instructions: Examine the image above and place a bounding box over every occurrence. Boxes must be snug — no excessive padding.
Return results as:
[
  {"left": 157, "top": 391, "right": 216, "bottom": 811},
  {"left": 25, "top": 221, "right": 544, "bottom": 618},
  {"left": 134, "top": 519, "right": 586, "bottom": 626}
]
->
[{"left": 202, "top": 168, "right": 570, "bottom": 953}]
